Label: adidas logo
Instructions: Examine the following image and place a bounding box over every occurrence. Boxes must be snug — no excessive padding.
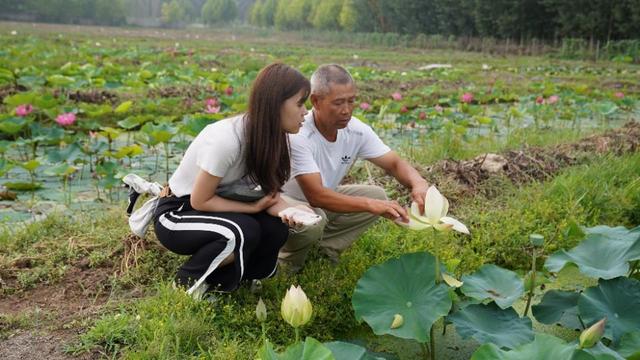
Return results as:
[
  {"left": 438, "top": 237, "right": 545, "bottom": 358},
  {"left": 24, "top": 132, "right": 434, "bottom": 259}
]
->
[{"left": 340, "top": 155, "right": 351, "bottom": 164}]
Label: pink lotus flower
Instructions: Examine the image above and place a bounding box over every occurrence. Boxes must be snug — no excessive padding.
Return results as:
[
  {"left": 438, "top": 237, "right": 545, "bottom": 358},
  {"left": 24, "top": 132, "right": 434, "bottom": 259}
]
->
[
  {"left": 434, "top": 105, "right": 443, "bottom": 113},
  {"left": 547, "top": 95, "right": 559, "bottom": 104},
  {"left": 391, "top": 92, "right": 403, "bottom": 101},
  {"left": 359, "top": 102, "right": 371, "bottom": 111},
  {"left": 400, "top": 105, "right": 408, "bottom": 113},
  {"left": 15, "top": 104, "right": 33, "bottom": 117},
  {"left": 205, "top": 98, "right": 221, "bottom": 114},
  {"left": 536, "top": 96, "right": 545, "bottom": 105},
  {"left": 460, "top": 92, "right": 474, "bottom": 104},
  {"left": 55, "top": 112, "right": 76, "bottom": 127},
  {"left": 225, "top": 86, "right": 233, "bottom": 96},
  {"left": 614, "top": 92, "right": 625, "bottom": 99},
  {"left": 89, "top": 130, "right": 98, "bottom": 138},
  {"left": 419, "top": 111, "right": 426, "bottom": 120}
]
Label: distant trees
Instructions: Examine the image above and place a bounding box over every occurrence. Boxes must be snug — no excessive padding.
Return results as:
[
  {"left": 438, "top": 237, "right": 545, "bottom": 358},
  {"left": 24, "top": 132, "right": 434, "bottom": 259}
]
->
[
  {"left": 201, "top": 0, "right": 237, "bottom": 25},
  {"left": 246, "top": 0, "right": 640, "bottom": 41},
  {"left": 1, "top": 0, "right": 638, "bottom": 40}
]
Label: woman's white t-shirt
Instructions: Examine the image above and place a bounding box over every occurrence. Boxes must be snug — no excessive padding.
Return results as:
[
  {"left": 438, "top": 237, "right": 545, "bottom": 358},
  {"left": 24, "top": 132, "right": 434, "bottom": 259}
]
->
[{"left": 169, "top": 114, "right": 248, "bottom": 197}]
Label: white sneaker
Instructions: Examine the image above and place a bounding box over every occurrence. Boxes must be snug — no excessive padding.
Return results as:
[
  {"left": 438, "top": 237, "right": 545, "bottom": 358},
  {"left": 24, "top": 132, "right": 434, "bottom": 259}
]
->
[{"left": 188, "top": 282, "right": 210, "bottom": 301}]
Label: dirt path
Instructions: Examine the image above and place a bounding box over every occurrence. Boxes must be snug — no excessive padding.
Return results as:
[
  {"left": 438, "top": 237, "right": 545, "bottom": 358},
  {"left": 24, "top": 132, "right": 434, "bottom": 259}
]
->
[{"left": 0, "top": 262, "right": 114, "bottom": 359}]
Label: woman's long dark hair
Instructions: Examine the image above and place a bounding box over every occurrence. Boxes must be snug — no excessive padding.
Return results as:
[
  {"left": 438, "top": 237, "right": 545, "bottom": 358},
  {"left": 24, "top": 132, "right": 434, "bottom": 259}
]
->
[{"left": 244, "top": 63, "right": 310, "bottom": 194}]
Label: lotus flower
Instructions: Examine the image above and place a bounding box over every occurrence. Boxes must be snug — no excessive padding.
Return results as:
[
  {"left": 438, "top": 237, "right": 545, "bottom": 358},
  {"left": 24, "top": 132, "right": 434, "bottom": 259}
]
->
[
  {"left": 205, "top": 98, "right": 220, "bottom": 114},
  {"left": 418, "top": 111, "right": 426, "bottom": 120},
  {"left": 547, "top": 95, "right": 559, "bottom": 104},
  {"left": 434, "top": 105, "right": 444, "bottom": 113},
  {"left": 614, "top": 92, "right": 624, "bottom": 99},
  {"left": 55, "top": 112, "right": 76, "bottom": 126},
  {"left": 359, "top": 102, "right": 371, "bottom": 111},
  {"left": 225, "top": 86, "right": 234, "bottom": 96},
  {"left": 398, "top": 185, "right": 470, "bottom": 234},
  {"left": 281, "top": 285, "right": 312, "bottom": 328},
  {"left": 391, "top": 92, "right": 403, "bottom": 101},
  {"left": 400, "top": 105, "right": 408, "bottom": 113},
  {"left": 15, "top": 104, "right": 33, "bottom": 117},
  {"left": 579, "top": 318, "right": 606, "bottom": 349},
  {"left": 256, "top": 297, "right": 267, "bottom": 322},
  {"left": 461, "top": 92, "right": 474, "bottom": 104},
  {"left": 536, "top": 96, "right": 545, "bottom": 105}
]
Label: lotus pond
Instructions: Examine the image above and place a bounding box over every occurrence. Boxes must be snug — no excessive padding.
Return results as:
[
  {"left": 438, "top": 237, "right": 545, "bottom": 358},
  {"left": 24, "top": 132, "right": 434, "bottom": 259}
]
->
[{"left": 0, "top": 22, "right": 639, "bottom": 360}]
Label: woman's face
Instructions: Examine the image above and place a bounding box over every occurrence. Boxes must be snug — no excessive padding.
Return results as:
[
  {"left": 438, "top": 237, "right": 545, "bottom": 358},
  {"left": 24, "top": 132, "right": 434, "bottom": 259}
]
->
[{"left": 280, "top": 89, "right": 309, "bottom": 134}]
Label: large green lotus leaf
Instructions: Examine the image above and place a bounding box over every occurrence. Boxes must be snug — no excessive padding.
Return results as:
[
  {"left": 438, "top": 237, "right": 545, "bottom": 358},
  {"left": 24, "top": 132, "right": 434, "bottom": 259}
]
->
[
  {"left": 324, "top": 342, "right": 387, "bottom": 360},
  {"left": 531, "top": 290, "right": 582, "bottom": 330},
  {"left": 460, "top": 264, "right": 524, "bottom": 309},
  {"left": 545, "top": 226, "right": 640, "bottom": 279},
  {"left": 578, "top": 277, "right": 640, "bottom": 345},
  {"left": 352, "top": 252, "right": 451, "bottom": 343},
  {"left": 581, "top": 342, "right": 625, "bottom": 360},
  {"left": 449, "top": 302, "right": 533, "bottom": 349},
  {"left": 280, "top": 337, "right": 335, "bottom": 360},
  {"left": 617, "top": 331, "right": 640, "bottom": 359},
  {"left": 0, "top": 117, "right": 27, "bottom": 135},
  {"left": 471, "top": 334, "right": 601, "bottom": 360}
]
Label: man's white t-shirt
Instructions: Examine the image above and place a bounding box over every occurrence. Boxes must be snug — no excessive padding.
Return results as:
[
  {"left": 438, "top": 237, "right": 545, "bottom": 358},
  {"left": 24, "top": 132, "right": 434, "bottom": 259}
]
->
[
  {"left": 282, "top": 111, "right": 391, "bottom": 201},
  {"left": 169, "top": 114, "right": 248, "bottom": 198}
]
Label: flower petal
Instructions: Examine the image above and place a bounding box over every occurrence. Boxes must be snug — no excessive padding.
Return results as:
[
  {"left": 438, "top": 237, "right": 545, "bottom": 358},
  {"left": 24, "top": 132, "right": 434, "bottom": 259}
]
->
[
  {"left": 410, "top": 201, "right": 431, "bottom": 224},
  {"left": 425, "top": 186, "right": 445, "bottom": 224},
  {"left": 396, "top": 217, "right": 432, "bottom": 231},
  {"left": 441, "top": 196, "right": 449, "bottom": 218},
  {"left": 442, "top": 273, "right": 464, "bottom": 288},
  {"left": 441, "top": 216, "right": 470, "bottom": 235}
]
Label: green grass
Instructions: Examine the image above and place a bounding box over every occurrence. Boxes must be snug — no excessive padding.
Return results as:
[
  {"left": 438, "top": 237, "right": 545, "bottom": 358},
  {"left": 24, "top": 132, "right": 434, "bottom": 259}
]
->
[{"left": 38, "top": 152, "right": 634, "bottom": 359}]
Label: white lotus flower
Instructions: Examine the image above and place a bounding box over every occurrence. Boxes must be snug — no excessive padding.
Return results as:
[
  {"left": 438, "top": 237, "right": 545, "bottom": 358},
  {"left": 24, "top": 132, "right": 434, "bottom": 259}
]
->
[
  {"left": 281, "top": 285, "right": 312, "bottom": 328},
  {"left": 399, "top": 185, "right": 470, "bottom": 234}
]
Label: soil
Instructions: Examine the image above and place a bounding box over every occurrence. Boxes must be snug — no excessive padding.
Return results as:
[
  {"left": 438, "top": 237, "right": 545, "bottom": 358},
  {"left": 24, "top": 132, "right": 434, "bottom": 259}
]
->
[{"left": 0, "top": 261, "right": 114, "bottom": 359}]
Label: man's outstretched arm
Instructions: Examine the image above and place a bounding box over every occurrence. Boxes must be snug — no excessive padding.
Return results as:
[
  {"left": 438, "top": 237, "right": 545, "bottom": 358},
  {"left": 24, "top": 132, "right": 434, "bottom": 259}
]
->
[
  {"left": 295, "top": 172, "right": 408, "bottom": 221},
  {"left": 368, "top": 151, "right": 430, "bottom": 214}
]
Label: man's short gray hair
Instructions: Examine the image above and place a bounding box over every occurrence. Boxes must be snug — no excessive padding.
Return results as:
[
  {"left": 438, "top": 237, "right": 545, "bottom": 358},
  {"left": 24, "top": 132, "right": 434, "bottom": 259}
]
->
[{"left": 310, "top": 64, "right": 355, "bottom": 96}]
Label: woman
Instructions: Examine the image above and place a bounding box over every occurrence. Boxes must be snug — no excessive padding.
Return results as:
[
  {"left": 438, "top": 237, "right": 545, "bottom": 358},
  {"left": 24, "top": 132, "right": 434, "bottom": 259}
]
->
[{"left": 154, "top": 63, "right": 311, "bottom": 297}]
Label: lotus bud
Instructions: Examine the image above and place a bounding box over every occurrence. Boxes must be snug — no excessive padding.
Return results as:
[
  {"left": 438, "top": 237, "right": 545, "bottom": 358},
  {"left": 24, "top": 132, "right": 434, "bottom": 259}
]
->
[
  {"left": 579, "top": 318, "right": 606, "bottom": 349},
  {"left": 390, "top": 314, "right": 404, "bottom": 329},
  {"left": 256, "top": 297, "right": 267, "bottom": 323},
  {"left": 529, "top": 234, "right": 544, "bottom": 247},
  {"left": 281, "top": 285, "right": 312, "bottom": 328}
]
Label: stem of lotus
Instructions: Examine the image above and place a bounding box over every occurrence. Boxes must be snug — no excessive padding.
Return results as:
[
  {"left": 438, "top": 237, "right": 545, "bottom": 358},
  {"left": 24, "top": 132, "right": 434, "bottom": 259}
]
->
[
  {"left": 294, "top": 327, "right": 300, "bottom": 344},
  {"left": 577, "top": 315, "right": 586, "bottom": 330},
  {"left": 430, "top": 325, "right": 436, "bottom": 360},
  {"left": 261, "top": 322, "right": 266, "bottom": 342},
  {"left": 164, "top": 142, "right": 170, "bottom": 183},
  {"left": 420, "top": 342, "right": 430, "bottom": 360},
  {"left": 524, "top": 248, "right": 537, "bottom": 316}
]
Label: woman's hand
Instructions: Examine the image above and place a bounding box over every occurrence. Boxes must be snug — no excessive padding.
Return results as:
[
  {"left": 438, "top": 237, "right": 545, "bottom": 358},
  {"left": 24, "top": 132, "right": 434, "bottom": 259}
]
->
[{"left": 252, "top": 193, "right": 280, "bottom": 213}]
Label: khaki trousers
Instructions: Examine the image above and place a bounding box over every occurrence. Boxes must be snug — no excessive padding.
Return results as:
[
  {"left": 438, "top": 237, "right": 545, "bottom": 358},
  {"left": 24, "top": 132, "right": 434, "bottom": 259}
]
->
[{"left": 278, "top": 184, "right": 387, "bottom": 272}]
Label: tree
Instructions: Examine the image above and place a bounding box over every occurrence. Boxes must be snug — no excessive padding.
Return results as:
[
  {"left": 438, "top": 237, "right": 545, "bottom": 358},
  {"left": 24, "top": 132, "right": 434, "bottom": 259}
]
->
[
  {"left": 309, "top": 0, "right": 342, "bottom": 30},
  {"left": 201, "top": 0, "right": 238, "bottom": 25},
  {"left": 161, "top": 0, "right": 187, "bottom": 25},
  {"left": 339, "top": 0, "right": 358, "bottom": 31}
]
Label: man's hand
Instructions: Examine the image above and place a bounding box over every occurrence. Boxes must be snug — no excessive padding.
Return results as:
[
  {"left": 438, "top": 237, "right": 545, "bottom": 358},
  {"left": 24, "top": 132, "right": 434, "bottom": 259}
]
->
[
  {"left": 410, "top": 181, "right": 429, "bottom": 215},
  {"left": 366, "top": 198, "right": 409, "bottom": 222}
]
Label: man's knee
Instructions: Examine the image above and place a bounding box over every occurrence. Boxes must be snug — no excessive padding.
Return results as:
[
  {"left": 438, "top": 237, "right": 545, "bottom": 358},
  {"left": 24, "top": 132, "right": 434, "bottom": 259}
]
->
[{"left": 367, "top": 185, "right": 388, "bottom": 201}]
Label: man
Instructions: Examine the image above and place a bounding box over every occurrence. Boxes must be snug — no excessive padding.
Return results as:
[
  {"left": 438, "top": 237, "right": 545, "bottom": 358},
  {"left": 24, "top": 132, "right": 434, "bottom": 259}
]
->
[{"left": 279, "top": 64, "right": 429, "bottom": 272}]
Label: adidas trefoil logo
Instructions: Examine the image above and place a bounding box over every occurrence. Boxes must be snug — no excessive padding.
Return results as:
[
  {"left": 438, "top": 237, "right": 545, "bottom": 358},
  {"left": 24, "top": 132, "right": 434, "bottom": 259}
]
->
[{"left": 340, "top": 155, "right": 351, "bottom": 164}]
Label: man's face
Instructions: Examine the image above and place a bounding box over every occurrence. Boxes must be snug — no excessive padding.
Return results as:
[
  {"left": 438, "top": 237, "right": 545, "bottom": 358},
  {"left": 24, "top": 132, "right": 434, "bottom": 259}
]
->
[{"left": 312, "top": 82, "right": 357, "bottom": 130}]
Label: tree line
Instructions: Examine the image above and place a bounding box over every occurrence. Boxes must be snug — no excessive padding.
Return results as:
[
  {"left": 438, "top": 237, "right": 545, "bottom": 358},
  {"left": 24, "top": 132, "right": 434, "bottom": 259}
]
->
[{"left": 1, "top": 0, "right": 638, "bottom": 41}]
